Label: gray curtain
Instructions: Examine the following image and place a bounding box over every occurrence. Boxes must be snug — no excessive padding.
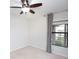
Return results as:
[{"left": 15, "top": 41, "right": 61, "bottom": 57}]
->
[{"left": 47, "top": 13, "right": 53, "bottom": 53}]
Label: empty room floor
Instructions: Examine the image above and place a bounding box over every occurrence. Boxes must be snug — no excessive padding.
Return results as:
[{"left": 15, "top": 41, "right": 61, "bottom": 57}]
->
[{"left": 10, "top": 46, "right": 67, "bottom": 59}]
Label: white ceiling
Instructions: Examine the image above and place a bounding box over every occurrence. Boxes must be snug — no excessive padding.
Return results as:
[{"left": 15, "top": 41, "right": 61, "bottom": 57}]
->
[{"left": 10, "top": 0, "right": 68, "bottom": 16}]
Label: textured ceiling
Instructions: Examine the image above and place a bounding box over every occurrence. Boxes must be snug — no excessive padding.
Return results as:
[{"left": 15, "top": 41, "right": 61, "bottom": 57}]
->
[{"left": 10, "top": 0, "right": 68, "bottom": 16}]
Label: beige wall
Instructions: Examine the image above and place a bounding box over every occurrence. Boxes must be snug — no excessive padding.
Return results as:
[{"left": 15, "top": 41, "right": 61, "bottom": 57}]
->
[
  {"left": 10, "top": 14, "right": 47, "bottom": 51},
  {"left": 28, "top": 16, "right": 47, "bottom": 51},
  {"left": 10, "top": 16, "right": 29, "bottom": 51}
]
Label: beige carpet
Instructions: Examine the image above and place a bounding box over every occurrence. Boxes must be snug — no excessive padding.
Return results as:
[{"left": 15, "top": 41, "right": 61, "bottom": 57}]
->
[{"left": 10, "top": 46, "right": 67, "bottom": 59}]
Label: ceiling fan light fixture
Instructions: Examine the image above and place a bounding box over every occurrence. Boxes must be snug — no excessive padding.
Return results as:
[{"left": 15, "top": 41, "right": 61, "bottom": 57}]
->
[{"left": 21, "top": 7, "right": 30, "bottom": 13}]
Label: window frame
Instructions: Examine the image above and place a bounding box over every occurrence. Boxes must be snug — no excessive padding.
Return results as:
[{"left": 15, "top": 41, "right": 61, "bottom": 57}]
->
[{"left": 52, "top": 24, "right": 68, "bottom": 48}]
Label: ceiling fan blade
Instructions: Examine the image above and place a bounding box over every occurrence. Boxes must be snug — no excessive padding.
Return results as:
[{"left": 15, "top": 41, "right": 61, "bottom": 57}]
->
[
  {"left": 20, "top": 11, "right": 23, "bottom": 14},
  {"left": 10, "top": 6, "right": 21, "bottom": 8},
  {"left": 30, "top": 9, "right": 35, "bottom": 14},
  {"left": 21, "top": 0, "right": 25, "bottom": 4},
  {"left": 26, "top": 0, "right": 29, "bottom": 6},
  {"left": 30, "top": 3, "right": 42, "bottom": 8},
  {"left": 21, "top": 0, "right": 26, "bottom": 7}
]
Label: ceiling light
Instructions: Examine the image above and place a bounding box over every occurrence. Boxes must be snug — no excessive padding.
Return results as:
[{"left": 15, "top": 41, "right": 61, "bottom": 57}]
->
[{"left": 21, "top": 7, "right": 30, "bottom": 13}]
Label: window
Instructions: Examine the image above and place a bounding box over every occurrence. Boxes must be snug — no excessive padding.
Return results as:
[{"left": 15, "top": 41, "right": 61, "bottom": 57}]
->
[{"left": 51, "top": 24, "right": 68, "bottom": 47}]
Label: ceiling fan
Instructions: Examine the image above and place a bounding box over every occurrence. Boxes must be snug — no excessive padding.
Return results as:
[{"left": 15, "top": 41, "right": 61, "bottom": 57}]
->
[{"left": 10, "top": 0, "right": 42, "bottom": 14}]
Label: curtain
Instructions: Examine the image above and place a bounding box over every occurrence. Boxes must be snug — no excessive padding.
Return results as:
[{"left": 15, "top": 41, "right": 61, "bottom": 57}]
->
[{"left": 47, "top": 13, "right": 53, "bottom": 53}]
